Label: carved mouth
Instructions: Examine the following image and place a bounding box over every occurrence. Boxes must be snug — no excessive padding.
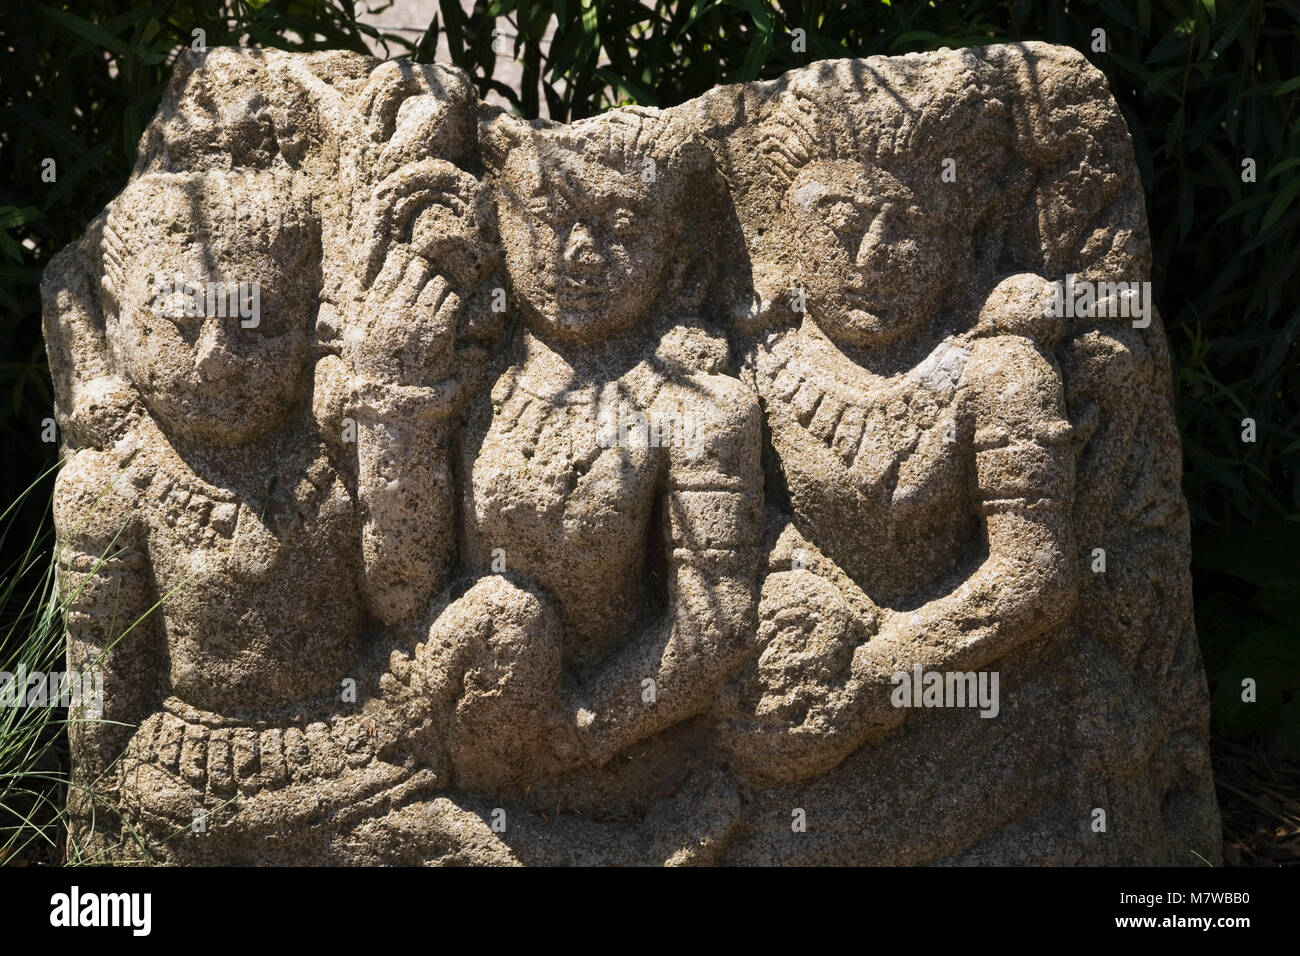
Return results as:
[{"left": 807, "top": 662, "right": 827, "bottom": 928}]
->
[
  {"left": 558, "top": 275, "right": 600, "bottom": 294},
  {"left": 556, "top": 275, "right": 602, "bottom": 306}
]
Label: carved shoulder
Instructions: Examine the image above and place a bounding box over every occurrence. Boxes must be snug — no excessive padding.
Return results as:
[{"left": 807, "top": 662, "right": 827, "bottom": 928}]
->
[
  {"left": 972, "top": 272, "right": 1064, "bottom": 348},
  {"left": 53, "top": 446, "right": 145, "bottom": 558}
]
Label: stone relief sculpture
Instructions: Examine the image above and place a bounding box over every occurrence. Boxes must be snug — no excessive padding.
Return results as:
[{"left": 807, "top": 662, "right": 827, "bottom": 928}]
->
[
  {"left": 415, "top": 107, "right": 763, "bottom": 791},
  {"left": 718, "top": 61, "right": 1079, "bottom": 784},
  {"left": 42, "top": 42, "right": 1220, "bottom": 865}
]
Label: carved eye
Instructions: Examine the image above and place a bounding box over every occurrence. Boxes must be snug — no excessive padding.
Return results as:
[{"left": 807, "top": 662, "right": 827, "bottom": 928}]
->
[{"left": 893, "top": 203, "right": 925, "bottom": 229}]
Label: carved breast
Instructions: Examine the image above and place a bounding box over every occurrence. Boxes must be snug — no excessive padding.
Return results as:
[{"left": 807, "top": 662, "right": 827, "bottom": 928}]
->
[
  {"left": 755, "top": 327, "right": 979, "bottom": 605},
  {"left": 462, "top": 366, "right": 663, "bottom": 665},
  {"left": 141, "top": 445, "right": 364, "bottom": 712}
]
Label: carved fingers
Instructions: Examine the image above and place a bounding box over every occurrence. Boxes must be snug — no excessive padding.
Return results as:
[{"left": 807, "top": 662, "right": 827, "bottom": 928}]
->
[
  {"left": 351, "top": 249, "right": 452, "bottom": 384},
  {"left": 714, "top": 567, "right": 907, "bottom": 785}
]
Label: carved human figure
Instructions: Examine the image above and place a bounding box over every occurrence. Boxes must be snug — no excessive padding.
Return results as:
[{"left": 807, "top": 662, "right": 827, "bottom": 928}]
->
[
  {"left": 719, "top": 85, "right": 1079, "bottom": 787},
  {"left": 52, "top": 169, "right": 407, "bottom": 862},
  {"left": 387, "top": 108, "right": 764, "bottom": 804},
  {"left": 49, "top": 65, "right": 496, "bottom": 860}
]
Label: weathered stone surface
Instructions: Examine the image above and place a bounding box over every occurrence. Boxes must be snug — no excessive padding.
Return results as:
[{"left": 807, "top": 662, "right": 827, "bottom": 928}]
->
[{"left": 43, "top": 42, "right": 1220, "bottom": 865}]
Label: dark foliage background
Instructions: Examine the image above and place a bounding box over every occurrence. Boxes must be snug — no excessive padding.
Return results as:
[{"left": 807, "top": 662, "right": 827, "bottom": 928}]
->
[{"left": 0, "top": 0, "right": 1296, "bottom": 766}]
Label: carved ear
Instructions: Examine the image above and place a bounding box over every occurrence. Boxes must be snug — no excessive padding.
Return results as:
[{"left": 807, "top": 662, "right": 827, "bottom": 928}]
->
[
  {"left": 478, "top": 112, "right": 529, "bottom": 175},
  {"left": 42, "top": 217, "right": 143, "bottom": 452}
]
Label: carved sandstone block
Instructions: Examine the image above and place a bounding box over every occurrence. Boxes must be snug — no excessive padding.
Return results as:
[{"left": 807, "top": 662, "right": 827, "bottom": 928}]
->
[{"left": 42, "top": 42, "right": 1219, "bottom": 865}]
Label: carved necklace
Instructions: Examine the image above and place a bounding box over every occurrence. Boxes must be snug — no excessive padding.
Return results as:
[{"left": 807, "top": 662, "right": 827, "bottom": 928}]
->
[
  {"left": 755, "top": 324, "right": 971, "bottom": 474},
  {"left": 125, "top": 416, "right": 341, "bottom": 551}
]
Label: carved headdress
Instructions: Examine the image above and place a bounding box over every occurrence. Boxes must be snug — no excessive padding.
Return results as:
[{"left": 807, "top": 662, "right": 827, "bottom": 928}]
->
[
  {"left": 758, "top": 52, "right": 1009, "bottom": 220},
  {"left": 480, "top": 104, "right": 718, "bottom": 209}
]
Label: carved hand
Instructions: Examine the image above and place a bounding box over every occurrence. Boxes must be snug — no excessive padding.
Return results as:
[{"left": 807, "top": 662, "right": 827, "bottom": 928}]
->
[
  {"left": 349, "top": 246, "right": 463, "bottom": 627},
  {"left": 717, "top": 570, "right": 896, "bottom": 784},
  {"left": 349, "top": 246, "right": 463, "bottom": 410}
]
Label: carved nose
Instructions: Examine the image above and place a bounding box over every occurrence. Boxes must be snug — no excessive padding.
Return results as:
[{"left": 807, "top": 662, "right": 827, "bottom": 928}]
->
[
  {"left": 195, "top": 320, "right": 238, "bottom": 381},
  {"left": 855, "top": 214, "right": 889, "bottom": 269},
  {"left": 563, "top": 222, "right": 601, "bottom": 265}
]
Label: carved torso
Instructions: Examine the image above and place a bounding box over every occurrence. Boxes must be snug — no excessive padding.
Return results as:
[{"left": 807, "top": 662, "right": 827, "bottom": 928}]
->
[
  {"left": 753, "top": 321, "right": 978, "bottom": 605},
  {"left": 461, "top": 347, "right": 668, "bottom": 669},
  {"left": 129, "top": 423, "right": 364, "bottom": 715}
]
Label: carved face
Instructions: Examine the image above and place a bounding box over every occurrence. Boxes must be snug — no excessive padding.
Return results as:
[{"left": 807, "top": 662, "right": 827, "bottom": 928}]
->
[
  {"left": 496, "top": 147, "right": 678, "bottom": 345},
  {"left": 788, "top": 160, "right": 952, "bottom": 348},
  {"left": 110, "top": 207, "right": 312, "bottom": 446}
]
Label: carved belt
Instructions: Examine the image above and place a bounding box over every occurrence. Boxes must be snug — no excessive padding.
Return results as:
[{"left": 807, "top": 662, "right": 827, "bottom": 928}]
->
[
  {"left": 124, "top": 696, "right": 382, "bottom": 797},
  {"left": 118, "top": 695, "right": 441, "bottom": 844}
]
